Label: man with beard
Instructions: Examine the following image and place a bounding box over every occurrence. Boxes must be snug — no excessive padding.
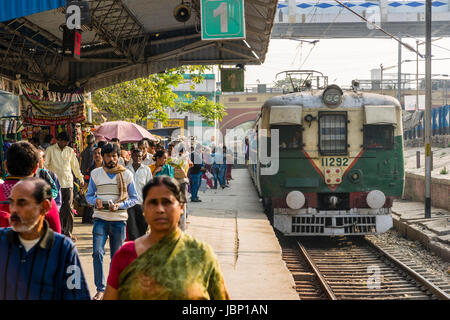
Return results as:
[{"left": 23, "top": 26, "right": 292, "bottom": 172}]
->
[
  {"left": 0, "top": 178, "right": 90, "bottom": 300},
  {"left": 126, "top": 149, "right": 152, "bottom": 240},
  {"left": 85, "top": 143, "right": 138, "bottom": 300},
  {"left": 45, "top": 131, "right": 84, "bottom": 241}
]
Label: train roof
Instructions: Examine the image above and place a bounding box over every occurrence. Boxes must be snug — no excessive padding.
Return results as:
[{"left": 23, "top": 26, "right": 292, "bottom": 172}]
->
[{"left": 261, "top": 89, "right": 401, "bottom": 110}]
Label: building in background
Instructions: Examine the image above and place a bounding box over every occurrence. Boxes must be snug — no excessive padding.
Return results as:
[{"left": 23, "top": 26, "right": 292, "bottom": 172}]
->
[{"left": 146, "top": 74, "right": 220, "bottom": 145}]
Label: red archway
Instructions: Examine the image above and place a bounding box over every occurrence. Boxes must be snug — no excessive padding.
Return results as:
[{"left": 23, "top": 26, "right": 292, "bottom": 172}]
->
[{"left": 219, "top": 108, "right": 260, "bottom": 134}]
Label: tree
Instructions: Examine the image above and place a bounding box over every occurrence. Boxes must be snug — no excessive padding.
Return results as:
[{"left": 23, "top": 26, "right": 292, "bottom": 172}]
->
[
  {"left": 177, "top": 95, "right": 226, "bottom": 126},
  {"left": 273, "top": 77, "right": 304, "bottom": 92},
  {"left": 92, "top": 66, "right": 226, "bottom": 125}
]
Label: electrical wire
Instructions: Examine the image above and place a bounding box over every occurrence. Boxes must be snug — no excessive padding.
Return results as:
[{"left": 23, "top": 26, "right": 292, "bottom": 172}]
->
[
  {"left": 297, "top": 5, "right": 345, "bottom": 69},
  {"left": 298, "top": 42, "right": 317, "bottom": 69},
  {"left": 403, "top": 34, "right": 450, "bottom": 55},
  {"left": 331, "top": 0, "right": 424, "bottom": 58}
]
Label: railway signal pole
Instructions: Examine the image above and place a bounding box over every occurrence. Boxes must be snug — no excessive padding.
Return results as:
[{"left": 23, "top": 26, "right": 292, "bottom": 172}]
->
[{"left": 424, "top": 0, "right": 432, "bottom": 219}]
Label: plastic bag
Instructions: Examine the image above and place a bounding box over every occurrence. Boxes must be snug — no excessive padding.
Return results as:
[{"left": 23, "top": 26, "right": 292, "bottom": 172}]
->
[{"left": 199, "top": 178, "right": 208, "bottom": 193}]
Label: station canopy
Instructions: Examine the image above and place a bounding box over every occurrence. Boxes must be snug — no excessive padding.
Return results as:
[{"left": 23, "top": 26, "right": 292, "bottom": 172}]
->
[{"left": 0, "top": 0, "right": 277, "bottom": 92}]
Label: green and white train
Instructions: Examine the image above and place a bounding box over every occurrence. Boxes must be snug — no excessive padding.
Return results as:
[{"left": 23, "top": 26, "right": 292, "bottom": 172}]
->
[{"left": 249, "top": 77, "right": 405, "bottom": 236}]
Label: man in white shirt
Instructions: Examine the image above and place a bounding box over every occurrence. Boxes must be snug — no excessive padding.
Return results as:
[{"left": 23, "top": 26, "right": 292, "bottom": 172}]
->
[
  {"left": 126, "top": 149, "right": 153, "bottom": 240},
  {"left": 44, "top": 131, "right": 84, "bottom": 241},
  {"left": 137, "top": 139, "right": 154, "bottom": 166}
]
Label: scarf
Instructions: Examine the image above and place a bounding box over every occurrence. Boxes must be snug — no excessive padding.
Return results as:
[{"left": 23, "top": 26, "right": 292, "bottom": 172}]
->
[{"left": 102, "top": 164, "right": 128, "bottom": 203}]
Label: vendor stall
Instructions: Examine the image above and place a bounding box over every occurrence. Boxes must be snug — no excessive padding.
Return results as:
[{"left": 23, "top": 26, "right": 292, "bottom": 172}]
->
[{"left": 0, "top": 76, "right": 90, "bottom": 175}]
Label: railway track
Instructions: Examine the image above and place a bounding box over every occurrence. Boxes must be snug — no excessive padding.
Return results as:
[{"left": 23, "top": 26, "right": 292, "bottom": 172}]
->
[{"left": 281, "top": 235, "right": 450, "bottom": 300}]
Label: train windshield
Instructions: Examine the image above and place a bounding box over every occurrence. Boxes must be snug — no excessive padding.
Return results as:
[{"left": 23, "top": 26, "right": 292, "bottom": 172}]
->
[
  {"left": 363, "top": 125, "right": 394, "bottom": 149},
  {"left": 271, "top": 125, "right": 303, "bottom": 150},
  {"left": 319, "top": 112, "right": 347, "bottom": 155}
]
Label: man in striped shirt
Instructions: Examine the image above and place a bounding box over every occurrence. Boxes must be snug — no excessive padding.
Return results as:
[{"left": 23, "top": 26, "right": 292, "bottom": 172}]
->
[
  {"left": 85, "top": 143, "right": 138, "bottom": 300},
  {"left": 0, "top": 177, "right": 90, "bottom": 300}
]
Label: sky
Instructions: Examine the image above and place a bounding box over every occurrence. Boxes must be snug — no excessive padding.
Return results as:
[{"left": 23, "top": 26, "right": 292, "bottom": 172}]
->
[{"left": 243, "top": 37, "right": 450, "bottom": 88}]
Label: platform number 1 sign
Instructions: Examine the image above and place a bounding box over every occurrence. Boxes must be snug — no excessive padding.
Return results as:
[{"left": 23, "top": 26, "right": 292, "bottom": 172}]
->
[{"left": 201, "top": 0, "right": 245, "bottom": 40}]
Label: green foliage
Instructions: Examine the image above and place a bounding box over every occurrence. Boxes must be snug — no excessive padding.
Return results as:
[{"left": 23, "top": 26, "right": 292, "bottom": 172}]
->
[
  {"left": 440, "top": 166, "right": 448, "bottom": 175},
  {"left": 92, "top": 66, "right": 225, "bottom": 124},
  {"left": 176, "top": 95, "right": 226, "bottom": 126}
]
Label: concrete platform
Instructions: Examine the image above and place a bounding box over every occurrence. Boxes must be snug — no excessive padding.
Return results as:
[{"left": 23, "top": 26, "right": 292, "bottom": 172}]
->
[
  {"left": 394, "top": 146, "right": 450, "bottom": 262},
  {"left": 403, "top": 146, "right": 450, "bottom": 210},
  {"left": 72, "top": 168, "right": 299, "bottom": 300},
  {"left": 392, "top": 199, "right": 450, "bottom": 262}
]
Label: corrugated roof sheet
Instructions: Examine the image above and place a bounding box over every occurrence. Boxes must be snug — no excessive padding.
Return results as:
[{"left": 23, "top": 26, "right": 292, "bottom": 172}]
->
[{"left": 0, "top": 0, "right": 65, "bottom": 23}]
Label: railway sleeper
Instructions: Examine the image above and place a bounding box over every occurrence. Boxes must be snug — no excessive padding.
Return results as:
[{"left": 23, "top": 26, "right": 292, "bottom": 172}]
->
[
  {"left": 340, "top": 295, "right": 432, "bottom": 300},
  {"left": 291, "top": 272, "right": 316, "bottom": 281},
  {"left": 330, "top": 285, "right": 428, "bottom": 291},
  {"left": 331, "top": 285, "right": 430, "bottom": 291},
  {"left": 335, "top": 291, "right": 432, "bottom": 297},
  {"left": 317, "top": 264, "right": 408, "bottom": 272}
]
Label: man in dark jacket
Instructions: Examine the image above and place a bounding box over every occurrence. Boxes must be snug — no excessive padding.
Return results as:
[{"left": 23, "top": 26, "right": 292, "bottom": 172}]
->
[{"left": 80, "top": 135, "right": 96, "bottom": 176}]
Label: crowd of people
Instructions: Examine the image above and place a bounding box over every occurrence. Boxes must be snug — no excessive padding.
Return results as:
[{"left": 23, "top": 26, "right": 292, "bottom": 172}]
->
[{"left": 0, "top": 132, "right": 233, "bottom": 300}]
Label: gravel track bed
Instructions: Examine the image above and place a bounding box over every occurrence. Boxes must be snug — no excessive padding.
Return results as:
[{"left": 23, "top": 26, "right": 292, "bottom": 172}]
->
[{"left": 369, "top": 230, "right": 450, "bottom": 284}]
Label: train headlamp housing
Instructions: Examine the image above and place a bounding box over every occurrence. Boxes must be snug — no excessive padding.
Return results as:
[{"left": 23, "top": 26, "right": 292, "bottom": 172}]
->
[
  {"left": 322, "top": 85, "right": 343, "bottom": 107},
  {"left": 348, "top": 169, "right": 362, "bottom": 184},
  {"left": 367, "top": 190, "right": 386, "bottom": 209},
  {"left": 286, "top": 191, "right": 305, "bottom": 210}
]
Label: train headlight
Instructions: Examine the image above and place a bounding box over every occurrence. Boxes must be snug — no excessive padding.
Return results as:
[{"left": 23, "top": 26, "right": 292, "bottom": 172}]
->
[
  {"left": 286, "top": 191, "right": 305, "bottom": 210},
  {"left": 366, "top": 190, "right": 386, "bottom": 209},
  {"left": 322, "top": 85, "right": 343, "bottom": 107}
]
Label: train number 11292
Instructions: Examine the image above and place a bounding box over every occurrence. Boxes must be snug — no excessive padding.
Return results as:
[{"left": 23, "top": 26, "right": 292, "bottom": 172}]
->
[{"left": 321, "top": 157, "right": 349, "bottom": 167}]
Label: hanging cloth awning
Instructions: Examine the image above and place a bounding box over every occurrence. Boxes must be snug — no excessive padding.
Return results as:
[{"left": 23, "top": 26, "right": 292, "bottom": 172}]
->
[{"left": 0, "top": 0, "right": 65, "bottom": 23}]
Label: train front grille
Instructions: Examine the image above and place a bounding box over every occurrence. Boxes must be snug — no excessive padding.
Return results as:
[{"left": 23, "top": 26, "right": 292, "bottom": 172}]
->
[{"left": 291, "top": 216, "right": 377, "bottom": 234}]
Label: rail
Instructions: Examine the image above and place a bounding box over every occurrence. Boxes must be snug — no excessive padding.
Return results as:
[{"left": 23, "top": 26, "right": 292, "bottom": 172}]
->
[{"left": 282, "top": 236, "right": 450, "bottom": 300}]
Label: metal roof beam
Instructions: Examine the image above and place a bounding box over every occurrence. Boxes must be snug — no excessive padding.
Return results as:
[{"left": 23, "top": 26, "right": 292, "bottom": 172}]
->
[
  {"left": 150, "top": 33, "right": 201, "bottom": 45},
  {"left": 89, "top": 0, "right": 147, "bottom": 62},
  {"left": 19, "top": 17, "right": 62, "bottom": 47},
  {"left": 147, "top": 41, "right": 218, "bottom": 62},
  {"left": 180, "top": 59, "right": 256, "bottom": 65},
  {"left": 219, "top": 46, "right": 259, "bottom": 62},
  {"left": 0, "top": 20, "right": 59, "bottom": 55}
]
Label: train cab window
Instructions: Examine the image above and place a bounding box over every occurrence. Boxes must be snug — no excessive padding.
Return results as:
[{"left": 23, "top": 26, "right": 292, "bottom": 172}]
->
[
  {"left": 363, "top": 125, "right": 394, "bottom": 149},
  {"left": 319, "top": 113, "right": 347, "bottom": 155},
  {"left": 270, "top": 125, "right": 303, "bottom": 150}
]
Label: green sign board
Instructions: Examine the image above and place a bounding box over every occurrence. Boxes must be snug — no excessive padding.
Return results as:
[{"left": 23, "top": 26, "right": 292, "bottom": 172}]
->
[
  {"left": 221, "top": 68, "right": 244, "bottom": 92},
  {"left": 201, "top": 0, "right": 245, "bottom": 40}
]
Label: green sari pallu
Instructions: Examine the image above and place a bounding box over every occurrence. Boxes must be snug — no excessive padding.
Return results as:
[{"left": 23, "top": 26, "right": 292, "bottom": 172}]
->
[{"left": 118, "top": 229, "right": 230, "bottom": 300}]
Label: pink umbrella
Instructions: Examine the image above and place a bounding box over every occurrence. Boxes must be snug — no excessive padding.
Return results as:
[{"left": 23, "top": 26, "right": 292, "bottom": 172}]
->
[{"left": 94, "top": 121, "right": 158, "bottom": 143}]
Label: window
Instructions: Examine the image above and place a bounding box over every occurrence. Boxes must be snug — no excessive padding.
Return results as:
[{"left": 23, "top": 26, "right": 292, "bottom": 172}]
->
[
  {"left": 271, "top": 125, "right": 303, "bottom": 150},
  {"left": 319, "top": 112, "right": 347, "bottom": 155},
  {"left": 363, "top": 125, "right": 394, "bottom": 149}
]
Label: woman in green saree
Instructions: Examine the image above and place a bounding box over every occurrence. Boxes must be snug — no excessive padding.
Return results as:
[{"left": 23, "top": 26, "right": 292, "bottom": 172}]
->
[{"left": 103, "top": 176, "right": 230, "bottom": 300}]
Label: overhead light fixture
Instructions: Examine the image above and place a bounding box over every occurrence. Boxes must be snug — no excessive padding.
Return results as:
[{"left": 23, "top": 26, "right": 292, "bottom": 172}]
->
[{"left": 174, "top": 1, "right": 191, "bottom": 23}]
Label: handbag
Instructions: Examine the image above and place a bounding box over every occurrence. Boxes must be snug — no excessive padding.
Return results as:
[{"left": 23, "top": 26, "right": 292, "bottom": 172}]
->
[{"left": 174, "top": 167, "right": 187, "bottom": 179}]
